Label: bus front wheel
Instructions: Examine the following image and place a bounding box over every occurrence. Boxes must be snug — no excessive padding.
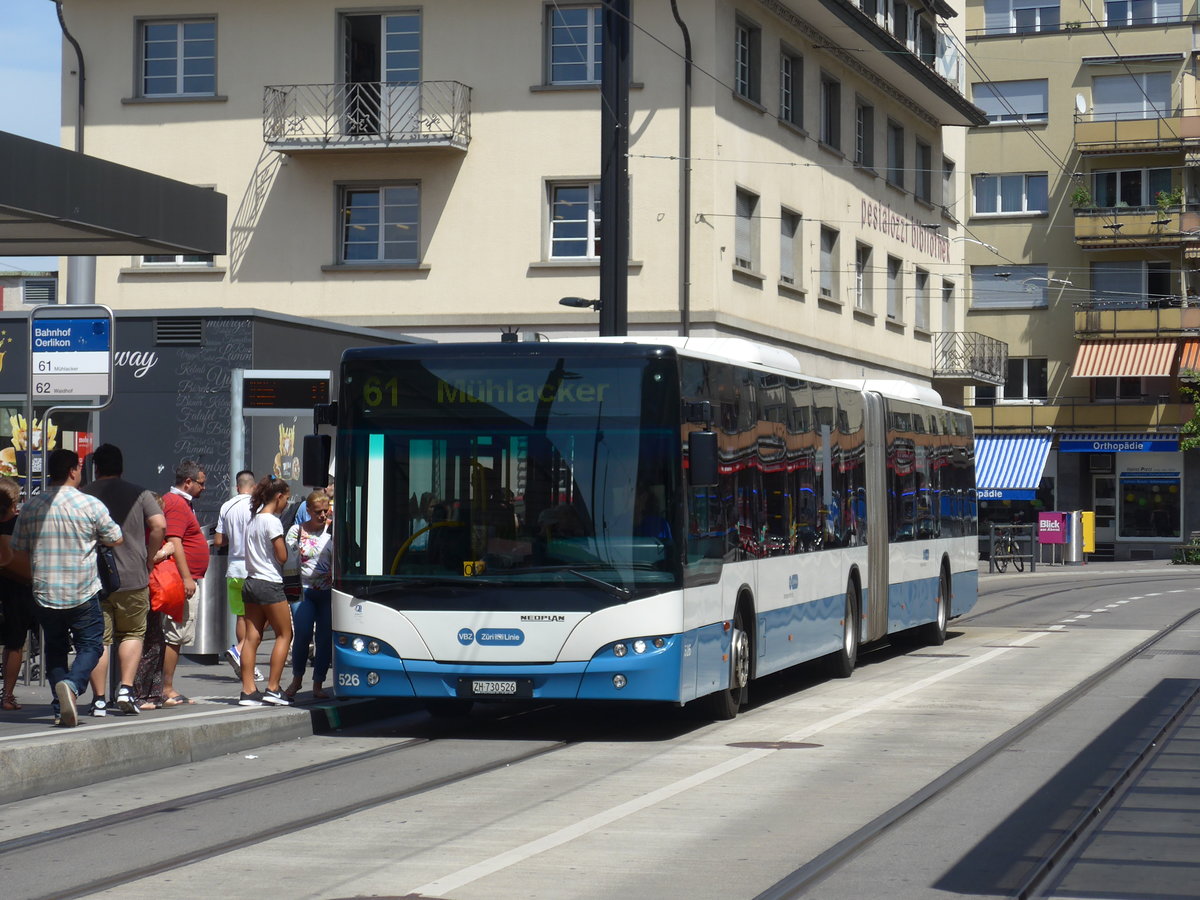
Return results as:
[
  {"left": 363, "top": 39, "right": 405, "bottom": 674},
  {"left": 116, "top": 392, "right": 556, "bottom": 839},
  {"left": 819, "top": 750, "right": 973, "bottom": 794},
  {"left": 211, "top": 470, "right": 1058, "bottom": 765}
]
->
[
  {"left": 828, "top": 582, "right": 860, "bottom": 678},
  {"left": 699, "top": 607, "right": 751, "bottom": 720},
  {"left": 919, "top": 570, "right": 950, "bottom": 647}
]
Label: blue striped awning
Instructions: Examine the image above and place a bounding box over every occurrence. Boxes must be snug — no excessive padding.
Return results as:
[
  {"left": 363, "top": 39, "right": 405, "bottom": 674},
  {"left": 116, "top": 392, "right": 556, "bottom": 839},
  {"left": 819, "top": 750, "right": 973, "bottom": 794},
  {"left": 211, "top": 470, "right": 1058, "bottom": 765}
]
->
[{"left": 975, "top": 435, "right": 1052, "bottom": 491}]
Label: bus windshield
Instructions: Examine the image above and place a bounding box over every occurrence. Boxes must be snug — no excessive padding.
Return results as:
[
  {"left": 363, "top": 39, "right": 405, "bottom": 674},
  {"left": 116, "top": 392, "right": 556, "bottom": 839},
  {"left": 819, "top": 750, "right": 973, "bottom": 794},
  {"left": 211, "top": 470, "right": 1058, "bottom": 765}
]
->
[{"left": 336, "top": 349, "right": 682, "bottom": 608}]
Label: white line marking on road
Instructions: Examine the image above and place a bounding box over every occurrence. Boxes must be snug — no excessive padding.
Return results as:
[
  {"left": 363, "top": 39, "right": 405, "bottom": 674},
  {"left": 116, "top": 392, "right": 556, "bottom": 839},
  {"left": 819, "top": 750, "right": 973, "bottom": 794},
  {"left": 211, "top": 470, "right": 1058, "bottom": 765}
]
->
[
  {"left": 1091, "top": 609, "right": 1109, "bottom": 614},
  {"left": 1048, "top": 624, "right": 1066, "bottom": 630},
  {"left": 1117, "top": 600, "right": 1130, "bottom": 604},
  {"left": 409, "top": 631, "right": 1049, "bottom": 897},
  {"left": 1074, "top": 614, "right": 1093, "bottom": 619}
]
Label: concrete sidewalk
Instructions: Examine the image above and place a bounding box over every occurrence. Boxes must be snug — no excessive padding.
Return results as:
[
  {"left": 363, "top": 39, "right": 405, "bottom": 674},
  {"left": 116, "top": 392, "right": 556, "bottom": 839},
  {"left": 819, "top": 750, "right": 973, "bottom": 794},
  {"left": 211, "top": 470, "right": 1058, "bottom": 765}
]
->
[{"left": 0, "top": 647, "right": 414, "bottom": 805}]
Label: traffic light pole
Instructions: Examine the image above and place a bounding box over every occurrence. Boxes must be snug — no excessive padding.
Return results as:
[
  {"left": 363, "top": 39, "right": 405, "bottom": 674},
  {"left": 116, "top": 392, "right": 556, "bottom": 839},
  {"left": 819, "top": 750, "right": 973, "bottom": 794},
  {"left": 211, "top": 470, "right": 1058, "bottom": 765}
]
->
[{"left": 599, "top": 0, "right": 630, "bottom": 337}]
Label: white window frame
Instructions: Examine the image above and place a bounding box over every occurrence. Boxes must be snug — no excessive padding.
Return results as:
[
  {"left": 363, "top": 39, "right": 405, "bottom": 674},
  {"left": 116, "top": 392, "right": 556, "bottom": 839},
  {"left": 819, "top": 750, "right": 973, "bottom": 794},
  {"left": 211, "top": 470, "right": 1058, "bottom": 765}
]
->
[
  {"left": 819, "top": 226, "right": 840, "bottom": 300},
  {"left": 780, "top": 208, "right": 802, "bottom": 287},
  {"left": 1092, "top": 72, "right": 1171, "bottom": 122},
  {"left": 735, "top": 19, "right": 762, "bottom": 103},
  {"left": 973, "top": 172, "right": 1049, "bottom": 215},
  {"left": 339, "top": 182, "right": 421, "bottom": 265},
  {"left": 1001, "top": 357, "right": 1048, "bottom": 402},
  {"left": 549, "top": 181, "right": 601, "bottom": 260},
  {"left": 735, "top": 188, "right": 760, "bottom": 271},
  {"left": 973, "top": 79, "right": 1048, "bottom": 124},
  {"left": 547, "top": 4, "right": 603, "bottom": 85},
  {"left": 141, "top": 254, "right": 215, "bottom": 267},
  {"left": 983, "top": 0, "right": 1061, "bottom": 34},
  {"left": 140, "top": 18, "right": 217, "bottom": 97},
  {"left": 1104, "top": 0, "right": 1182, "bottom": 26},
  {"left": 820, "top": 73, "right": 841, "bottom": 149},
  {"left": 780, "top": 48, "right": 802, "bottom": 127},
  {"left": 855, "top": 243, "right": 873, "bottom": 311}
]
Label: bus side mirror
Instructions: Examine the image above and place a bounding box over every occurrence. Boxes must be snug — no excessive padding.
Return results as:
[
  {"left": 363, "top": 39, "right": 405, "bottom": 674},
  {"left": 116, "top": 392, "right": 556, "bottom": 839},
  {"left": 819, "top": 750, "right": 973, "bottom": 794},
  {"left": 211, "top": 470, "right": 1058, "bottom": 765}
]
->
[
  {"left": 302, "top": 433, "right": 331, "bottom": 488},
  {"left": 688, "top": 431, "right": 718, "bottom": 487}
]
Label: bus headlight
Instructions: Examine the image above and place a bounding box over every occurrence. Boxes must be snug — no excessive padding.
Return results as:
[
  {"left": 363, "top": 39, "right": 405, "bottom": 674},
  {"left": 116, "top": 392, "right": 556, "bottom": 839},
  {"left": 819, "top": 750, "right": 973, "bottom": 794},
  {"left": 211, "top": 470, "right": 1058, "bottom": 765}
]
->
[
  {"left": 612, "top": 674, "right": 627, "bottom": 689},
  {"left": 367, "top": 672, "right": 380, "bottom": 686},
  {"left": 613, "top": 642, "right": 628, "bottom": 657},
  {"left": 632, "top": 639, "right": 647, "bottom": 654},
  {"left": 367, "top": 640, "right": 381, "bottom": 654},
  {"left": 352, "top": 637, "right": 366, "bottom": 652}
]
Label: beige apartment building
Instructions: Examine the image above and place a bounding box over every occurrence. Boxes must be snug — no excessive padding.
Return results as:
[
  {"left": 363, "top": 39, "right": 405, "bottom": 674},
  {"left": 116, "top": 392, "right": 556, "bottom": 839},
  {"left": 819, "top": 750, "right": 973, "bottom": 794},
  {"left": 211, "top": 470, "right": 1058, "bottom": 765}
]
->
[
  {"left": 54, "top": 0, "right": 999, "bottom": 390},
  {"left": 964, "top": 0, "right": 1199, "bottom": 558}
]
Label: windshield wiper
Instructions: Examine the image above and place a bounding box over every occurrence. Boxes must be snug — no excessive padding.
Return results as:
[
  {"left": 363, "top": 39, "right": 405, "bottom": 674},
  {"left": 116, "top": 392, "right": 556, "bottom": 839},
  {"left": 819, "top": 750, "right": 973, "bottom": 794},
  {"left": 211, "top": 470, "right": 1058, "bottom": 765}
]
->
[
  {"left": 358, "top": 577, "right": 476, "bottom": 597},
  {"left": 567, "top": 569, "right": 632, "bottom": 601}
]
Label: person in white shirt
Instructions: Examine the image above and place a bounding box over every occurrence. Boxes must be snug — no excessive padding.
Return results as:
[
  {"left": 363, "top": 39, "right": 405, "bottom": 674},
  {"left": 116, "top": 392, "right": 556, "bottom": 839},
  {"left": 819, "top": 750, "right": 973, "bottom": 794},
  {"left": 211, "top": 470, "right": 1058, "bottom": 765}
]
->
[
  {"left": 214, "top": 470, "right": 262, "bottom": 682},
  {"left": 237, "top": 477, "right": 294, "bottom": 707}
]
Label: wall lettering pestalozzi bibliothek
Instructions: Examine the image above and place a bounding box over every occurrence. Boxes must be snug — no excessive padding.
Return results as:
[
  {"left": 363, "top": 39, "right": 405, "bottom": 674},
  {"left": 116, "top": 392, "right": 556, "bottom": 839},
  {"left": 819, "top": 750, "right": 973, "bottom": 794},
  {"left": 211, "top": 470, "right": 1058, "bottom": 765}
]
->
[{"left": 860, "top": 199, "right": 950, "bottom": 262}]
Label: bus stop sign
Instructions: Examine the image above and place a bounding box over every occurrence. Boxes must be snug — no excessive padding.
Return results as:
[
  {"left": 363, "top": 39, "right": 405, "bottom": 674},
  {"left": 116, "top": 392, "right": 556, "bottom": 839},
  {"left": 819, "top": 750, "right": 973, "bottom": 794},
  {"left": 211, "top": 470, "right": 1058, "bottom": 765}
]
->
[{"left": 29, "top": 307, "right": 113, "bottom": 400}]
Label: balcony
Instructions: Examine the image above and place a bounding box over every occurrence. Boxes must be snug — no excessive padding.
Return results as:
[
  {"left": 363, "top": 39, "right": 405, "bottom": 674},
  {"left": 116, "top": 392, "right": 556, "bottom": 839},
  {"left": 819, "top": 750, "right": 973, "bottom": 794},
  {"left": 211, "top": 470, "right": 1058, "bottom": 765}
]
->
[
  {"left": 264, "top": 81, "right": 471, "bottom": 153},
  {"left": 1075, "top": 300, "right": 1200, "bottom": 338},
  {"left": 1074, "top": 110, "right": 1200, "bottom": 155},
  {"left": 931, "top": 331, "right": 1008, "bottom": 385},
  {"left": 968, "top": 397, "right": 1190, "bottom": 432},
  {"left": 1074, "top": 206, "right": 1200, "bottom": 249}
]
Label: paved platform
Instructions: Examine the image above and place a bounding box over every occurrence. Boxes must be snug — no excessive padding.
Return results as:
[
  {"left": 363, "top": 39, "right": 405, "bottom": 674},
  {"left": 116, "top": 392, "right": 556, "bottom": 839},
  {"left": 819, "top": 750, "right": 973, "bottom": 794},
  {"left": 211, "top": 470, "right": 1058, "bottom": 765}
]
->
[{"left": 0, "top": 647, "right": 413, "bottom": 805}]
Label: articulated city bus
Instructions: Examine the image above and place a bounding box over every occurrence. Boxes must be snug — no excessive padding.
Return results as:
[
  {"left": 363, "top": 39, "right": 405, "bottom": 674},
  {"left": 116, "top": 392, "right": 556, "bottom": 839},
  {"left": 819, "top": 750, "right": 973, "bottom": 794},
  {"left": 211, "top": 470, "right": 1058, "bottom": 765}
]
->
[{"left": 316, "top": 337, "right": 977, "bottom": 718}]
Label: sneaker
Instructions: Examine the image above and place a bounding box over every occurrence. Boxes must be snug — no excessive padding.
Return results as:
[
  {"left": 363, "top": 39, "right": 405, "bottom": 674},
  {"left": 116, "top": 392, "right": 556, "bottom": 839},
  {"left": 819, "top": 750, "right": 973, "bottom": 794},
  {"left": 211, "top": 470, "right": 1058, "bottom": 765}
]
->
[
  {"left": 254, "top": 667, "right": 264, "bottom": 683},
  {"left": 90, "top": 698, "right": 108, "bottom": 718},
  {"left": 55, "top": 680, "right": 78, "bottom": 728},
  {"left": 262, "top": 689, "right": 291, "bottom": 706},
  {"left": 225, "top": 645, "right": 242, "bottom": 678},
  {"left": 115, "top": 684, "right": 139, "bottom": 716},
  {"left": 238, "top": 691, "right": 264, "bottom": 706}
]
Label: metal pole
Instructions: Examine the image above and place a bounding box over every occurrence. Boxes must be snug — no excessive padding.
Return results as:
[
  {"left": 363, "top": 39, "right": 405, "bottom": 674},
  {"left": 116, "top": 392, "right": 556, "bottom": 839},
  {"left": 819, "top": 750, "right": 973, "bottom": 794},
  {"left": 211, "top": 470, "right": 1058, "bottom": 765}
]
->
[{"left": 599, "top": 0, "right": 630, "bottom": 337}]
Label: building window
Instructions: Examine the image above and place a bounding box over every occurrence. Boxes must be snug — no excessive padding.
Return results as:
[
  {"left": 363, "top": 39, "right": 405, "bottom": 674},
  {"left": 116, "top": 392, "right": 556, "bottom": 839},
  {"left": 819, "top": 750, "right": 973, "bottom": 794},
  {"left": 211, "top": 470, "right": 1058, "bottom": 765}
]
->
[
  {"left": 914, "top": 267, "right": 930, "bottom": 329},
  {"left": 549, "top": 181, "right": 601, "bottom": 259},
  {"left": 1119, "top": 471, "right": 1180, "bottom": 539},
  {"left": 887, "top": 120, "right": 905, "bottom": 188},
  {"left": 855, "top": 100, "right": 875, "bottom": 168},
  {"left": 340, "top": 184, "right": 420, "bottom": 264},
  {"left": 915, "top": 140, "right": 933, "bottom": 203},
  {"left": 819, "top": 226, "right": 839, "bottom": 299},
  {"left": 941, "top": 279, "right": 955, "bottom": 329},
  {"left": 780, "top": 209, "right": 802, "bottom": 286},
  {"left": 973, "top": 79, "right": 1048, "bottom": 124},
  {"left": 942, "top": 158, "right": 956, "bottom": 217},
  {"left": 735, "top": 189, "right": 760, "bottom": 271},
  {"left": 887, "top": 256, "right": 903, "bottom": 319},
  {"left": 977, "top": 357, "right": 1048, "bottom": 404},
  {"left": 1092, "top": 167, "right": 1173, "bottom": 208},
  {"left": 855, "top": 243, "right": 873, "bottom": 311},
  {"left": 548, "top": 4, "right": 603, "bottom": 85},
  {"left": 984, "top": 0, "right": 1061, "bottom": 34},
  {"left": 780, "top": 49, "right": 802, "bottom": 127},
  {"left": 142, "top": 254, "right": 215, "bottom": 266},
  {"left": 971, "top": 264, "right": 1049, "bottom": 309},
  {"left": 820, "top": 74, "right": 841, "bottom": 149},
  {"left": 1091, "top": 260, "right": 1174, "bottom": 307},
  {"left": 973, "top": 173, "right": 1049, "bottom": 215},
  {"left": 1092, "top": 72, "right": 1171, "bottom": 121},
  {"left": 735, "top": 19, "right": 761, "bottom": 103},
  {"left": 1105, "top": 0, "right": 1182, "bottom": 26},
  {"left": 141, "top": 19, "right": 216, "bottom": 97},
  {"left": 1094, "top": 377, "right": 1147, "bottom": 402}
]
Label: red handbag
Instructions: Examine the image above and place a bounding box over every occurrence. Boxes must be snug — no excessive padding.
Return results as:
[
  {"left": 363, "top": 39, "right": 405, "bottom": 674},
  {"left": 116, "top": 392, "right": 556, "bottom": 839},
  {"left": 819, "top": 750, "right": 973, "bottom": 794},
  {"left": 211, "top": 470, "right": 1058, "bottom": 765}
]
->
[{"left": 149, "top": 559, "right": 186, "bottom": 622}]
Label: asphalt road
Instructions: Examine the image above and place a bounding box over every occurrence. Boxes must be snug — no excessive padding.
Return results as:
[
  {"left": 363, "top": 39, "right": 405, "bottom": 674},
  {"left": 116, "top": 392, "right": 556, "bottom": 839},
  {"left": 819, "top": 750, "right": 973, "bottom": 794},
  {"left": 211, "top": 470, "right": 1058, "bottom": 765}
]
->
[{"left": 1, "top": 562, "right": 1197, "bottom": 900}]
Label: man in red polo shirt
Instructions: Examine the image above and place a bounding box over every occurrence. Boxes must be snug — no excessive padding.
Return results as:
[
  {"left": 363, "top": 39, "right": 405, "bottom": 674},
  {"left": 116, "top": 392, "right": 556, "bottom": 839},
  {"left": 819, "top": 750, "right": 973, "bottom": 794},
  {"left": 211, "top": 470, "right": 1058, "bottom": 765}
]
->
[{"left": 161, "top": 459, "right": 209, "bottom": 706}]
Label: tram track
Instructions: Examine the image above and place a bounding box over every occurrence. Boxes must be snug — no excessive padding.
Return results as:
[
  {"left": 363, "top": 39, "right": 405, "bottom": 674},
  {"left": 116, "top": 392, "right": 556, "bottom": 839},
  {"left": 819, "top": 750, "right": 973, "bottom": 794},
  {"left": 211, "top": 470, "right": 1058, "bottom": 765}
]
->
[
  {"left": 961, "top": 569, "right": 1200, "bottom": 624},
  {"left": 753, "top": 606, "right": 1200, "bottom": 899},
  {"left": 1, "top": 726, "right": 571, "bottom": 900}
]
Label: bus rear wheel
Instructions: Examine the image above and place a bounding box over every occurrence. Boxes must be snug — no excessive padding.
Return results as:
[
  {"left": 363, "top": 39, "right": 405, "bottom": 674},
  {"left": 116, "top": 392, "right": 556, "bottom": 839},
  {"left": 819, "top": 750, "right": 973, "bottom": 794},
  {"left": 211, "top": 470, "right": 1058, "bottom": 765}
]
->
[
  {"left": 828, "top": 582, "right": 860, "bottom": 678},
  {"left": 699, "top": 607, "right": 750, "bottom": 720},
  {"left": 919, "top": 570, "right": 950, "bottom": 647}
]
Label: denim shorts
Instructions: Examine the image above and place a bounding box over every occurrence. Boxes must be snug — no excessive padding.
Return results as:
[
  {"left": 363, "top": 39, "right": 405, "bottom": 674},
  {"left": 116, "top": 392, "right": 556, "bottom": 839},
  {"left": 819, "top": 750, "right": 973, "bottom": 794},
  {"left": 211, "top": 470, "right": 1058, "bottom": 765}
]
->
[{"left": 243, "top": 577, "right": 288, "bottom": 606}]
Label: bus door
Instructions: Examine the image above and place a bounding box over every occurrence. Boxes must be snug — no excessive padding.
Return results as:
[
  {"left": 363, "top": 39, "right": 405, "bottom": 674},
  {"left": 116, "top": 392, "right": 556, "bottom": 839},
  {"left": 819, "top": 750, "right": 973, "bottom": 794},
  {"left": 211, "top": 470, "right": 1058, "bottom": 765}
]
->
[{"left": 863, "top": 392, "right": 889, "bottom": 642}]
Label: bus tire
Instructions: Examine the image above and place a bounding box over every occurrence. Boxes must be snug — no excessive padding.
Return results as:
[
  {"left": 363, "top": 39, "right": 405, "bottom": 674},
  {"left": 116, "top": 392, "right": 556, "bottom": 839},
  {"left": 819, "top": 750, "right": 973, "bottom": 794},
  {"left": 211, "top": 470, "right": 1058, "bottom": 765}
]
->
[
  {"left": 425, "top": 698, "right": 474, "bottom": 718},
  {"left": 699, "top": 606, "right": 751, "bottom": 720},
  {"left": 920, "top": 569, "right": 950, "bottom": 647},
  {"left": 828, "top": 581, "right": 860, "bottom": 678}
]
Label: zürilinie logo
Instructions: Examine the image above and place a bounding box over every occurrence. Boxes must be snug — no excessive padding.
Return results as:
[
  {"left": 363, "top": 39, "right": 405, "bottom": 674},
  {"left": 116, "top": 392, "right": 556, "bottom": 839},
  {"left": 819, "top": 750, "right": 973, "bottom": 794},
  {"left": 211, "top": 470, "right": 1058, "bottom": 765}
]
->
[{"left": 437, "top": 379, "right": 609, "bottom": 404}]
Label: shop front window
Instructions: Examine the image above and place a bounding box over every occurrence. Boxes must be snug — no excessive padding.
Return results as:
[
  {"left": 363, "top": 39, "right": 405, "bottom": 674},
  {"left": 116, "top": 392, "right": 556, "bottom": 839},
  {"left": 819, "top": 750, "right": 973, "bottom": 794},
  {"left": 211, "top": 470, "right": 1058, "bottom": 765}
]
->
[{"left": 1118, "top": 476, "right": 1180, "bottom": 539}]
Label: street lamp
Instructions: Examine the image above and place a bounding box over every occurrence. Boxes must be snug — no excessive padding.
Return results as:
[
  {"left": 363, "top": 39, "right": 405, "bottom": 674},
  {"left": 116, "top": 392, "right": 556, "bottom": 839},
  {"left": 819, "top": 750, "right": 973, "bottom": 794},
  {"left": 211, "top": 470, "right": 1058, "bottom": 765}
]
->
[
  {"left": 560, "top": 296, "right": 602, "bottom": 310},
  {"left": 951, "top": 236, "right": 1001, "bottom": 255}
]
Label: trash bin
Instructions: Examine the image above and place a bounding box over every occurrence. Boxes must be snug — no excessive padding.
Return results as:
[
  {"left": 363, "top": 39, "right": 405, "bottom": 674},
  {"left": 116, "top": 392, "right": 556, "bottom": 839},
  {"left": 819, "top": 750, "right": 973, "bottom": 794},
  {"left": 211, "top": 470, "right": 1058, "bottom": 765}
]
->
[
  {"left": 188, "top": 543, "right": 230, "bottom": 655},
  {"left": 1063, "top": 510, "right": 1085, "bottom": 566}
]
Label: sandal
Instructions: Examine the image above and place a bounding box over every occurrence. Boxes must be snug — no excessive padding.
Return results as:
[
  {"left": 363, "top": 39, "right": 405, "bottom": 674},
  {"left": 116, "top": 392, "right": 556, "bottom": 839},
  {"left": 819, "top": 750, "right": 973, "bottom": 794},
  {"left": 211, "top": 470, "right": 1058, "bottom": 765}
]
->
[
  {"left": 138, "top": 700, "right": 163, "bottom": 710},
  {"left": 284, "top": 678, "right": 303, "bottom": 701},
  {"left": 312, "top": 684, "right": 329, "bottom": 700},
  {"left": 2, "top": 693, "right": 21, "bottom": 711},
  {"left": 162, "top": 694, "right": 194, "bottom": 707}
]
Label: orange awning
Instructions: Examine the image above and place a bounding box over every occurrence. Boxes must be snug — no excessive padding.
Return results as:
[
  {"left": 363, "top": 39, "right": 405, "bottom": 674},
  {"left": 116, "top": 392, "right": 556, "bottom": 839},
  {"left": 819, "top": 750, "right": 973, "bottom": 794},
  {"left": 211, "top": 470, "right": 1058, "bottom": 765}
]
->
[
  {"left": 1179, "top": 339, "right": 1200, "bottom": 376},
  {"left": 1072, "top": 339, "right": 1177, "bottom": 378}
]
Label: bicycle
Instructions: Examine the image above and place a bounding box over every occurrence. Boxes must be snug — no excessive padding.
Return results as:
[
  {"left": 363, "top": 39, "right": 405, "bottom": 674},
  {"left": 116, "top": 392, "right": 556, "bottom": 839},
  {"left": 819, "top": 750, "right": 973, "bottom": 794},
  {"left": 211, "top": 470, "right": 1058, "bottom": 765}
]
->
[{"left": 994, "top": 535, "right": 1024, "bottom": 573}]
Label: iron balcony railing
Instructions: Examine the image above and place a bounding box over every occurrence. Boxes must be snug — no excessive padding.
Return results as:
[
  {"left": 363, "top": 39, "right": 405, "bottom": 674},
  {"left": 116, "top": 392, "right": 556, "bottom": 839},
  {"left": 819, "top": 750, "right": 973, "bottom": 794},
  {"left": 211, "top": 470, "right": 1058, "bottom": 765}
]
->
[
  {"left": 264, "top": 81, "right": 471, "bottom": 151},
  {"left": 932, "top": 331, "right": 1007, "bottom": 385}
]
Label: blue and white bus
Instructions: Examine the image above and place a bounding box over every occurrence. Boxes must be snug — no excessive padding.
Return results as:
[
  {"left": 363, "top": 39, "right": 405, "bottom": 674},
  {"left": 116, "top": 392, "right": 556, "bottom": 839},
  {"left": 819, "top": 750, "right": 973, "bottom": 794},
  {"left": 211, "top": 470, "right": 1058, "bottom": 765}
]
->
[{"left": 318, "top": 338, "right": 977, "bottom": 718}]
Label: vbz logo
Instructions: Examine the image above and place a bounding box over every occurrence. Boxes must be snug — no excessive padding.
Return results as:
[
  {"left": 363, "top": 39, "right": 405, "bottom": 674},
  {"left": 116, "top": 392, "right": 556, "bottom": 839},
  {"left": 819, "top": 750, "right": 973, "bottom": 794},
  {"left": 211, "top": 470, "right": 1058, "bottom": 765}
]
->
[{"left": 457, "top": 628, "right": 475, "bottom": 645}]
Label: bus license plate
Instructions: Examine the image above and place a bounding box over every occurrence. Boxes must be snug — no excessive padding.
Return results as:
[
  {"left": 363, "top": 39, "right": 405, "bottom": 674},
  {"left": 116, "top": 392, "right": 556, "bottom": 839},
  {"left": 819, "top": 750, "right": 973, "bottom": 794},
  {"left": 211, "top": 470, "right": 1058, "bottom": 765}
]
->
[{"left": 458, "top": 678, "right": 531, "bottom": 698}]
